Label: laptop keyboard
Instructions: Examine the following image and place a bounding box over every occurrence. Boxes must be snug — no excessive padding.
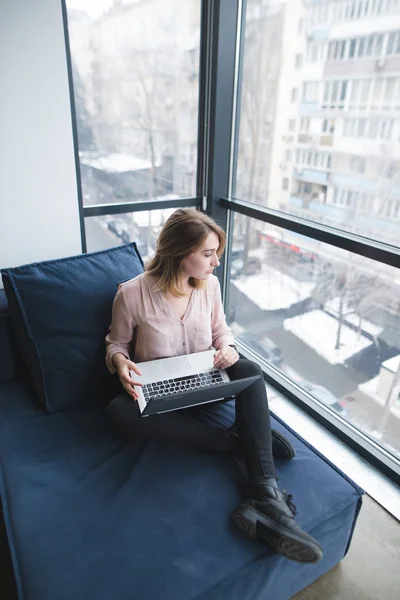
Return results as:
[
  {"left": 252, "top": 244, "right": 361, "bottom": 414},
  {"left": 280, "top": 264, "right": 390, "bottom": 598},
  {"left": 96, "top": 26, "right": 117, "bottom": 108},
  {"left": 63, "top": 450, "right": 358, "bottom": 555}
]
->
[{"left": 142, "top": 370, "right": 225, "bottom": 403}]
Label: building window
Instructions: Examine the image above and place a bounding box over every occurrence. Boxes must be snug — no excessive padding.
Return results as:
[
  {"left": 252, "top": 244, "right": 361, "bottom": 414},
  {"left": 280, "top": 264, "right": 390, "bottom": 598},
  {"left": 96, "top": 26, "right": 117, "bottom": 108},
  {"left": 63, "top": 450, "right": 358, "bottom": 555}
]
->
[
  {"left": 343, "top": 117, "right": 395, "bottom": 140},
  {"left": 328, "top": 31, "right": 400, "bottom": 61},
  {"left": 323, "top": 80, "right": 348, "bottom": 109},
  {"left": 386, "top": 30, "right": 400, "bottom": 55},
  {"left": 288, "top": 119, "right": 296, "bottom": 132},
  {"left": 300, "top": 117, "right": 310, "bottom": 132},
  {"left": 322, "top": 119, "right": 335, "bottom": 134},
  {"left": 291, "top": 87, "right": 298, "bottom": 102},
  {"left": 282, "top": 177, "right": 289, "bottom": 190},
  {"left": 303, "top": 81, "right": 320, "bottom": 103},
  {"left": 295, "top": 54, "right": 303, "bottom": 69}
]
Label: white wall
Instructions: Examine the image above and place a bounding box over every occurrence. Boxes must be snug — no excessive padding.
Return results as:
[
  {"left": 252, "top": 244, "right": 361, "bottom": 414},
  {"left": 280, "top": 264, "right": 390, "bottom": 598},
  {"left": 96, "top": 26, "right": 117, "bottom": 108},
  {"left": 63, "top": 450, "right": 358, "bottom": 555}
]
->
[{"left": 0, "top": 0, "right": 82, "bottom": 276}]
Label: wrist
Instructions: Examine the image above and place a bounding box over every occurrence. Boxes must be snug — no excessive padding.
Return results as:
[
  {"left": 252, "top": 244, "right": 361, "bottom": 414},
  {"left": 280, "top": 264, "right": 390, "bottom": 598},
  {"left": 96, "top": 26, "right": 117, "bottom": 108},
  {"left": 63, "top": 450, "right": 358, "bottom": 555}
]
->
[{"left": 112, "top": 352, "right": 128, "bottom": 369}]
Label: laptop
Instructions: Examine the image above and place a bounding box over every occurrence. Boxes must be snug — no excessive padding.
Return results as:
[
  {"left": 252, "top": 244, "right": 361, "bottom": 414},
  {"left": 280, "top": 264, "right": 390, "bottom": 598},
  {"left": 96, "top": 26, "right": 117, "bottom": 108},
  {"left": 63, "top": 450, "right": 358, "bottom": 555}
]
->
[{"left": 130, "top": 349, "right": 259, "bottom": 417}]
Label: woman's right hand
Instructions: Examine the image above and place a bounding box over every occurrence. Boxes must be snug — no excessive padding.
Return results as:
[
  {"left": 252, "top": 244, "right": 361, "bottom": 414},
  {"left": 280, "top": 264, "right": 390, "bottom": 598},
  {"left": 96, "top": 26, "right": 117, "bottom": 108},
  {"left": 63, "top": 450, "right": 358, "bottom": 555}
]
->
[{"left": 113, "top": 353, "right": 143, "bottom": 401}]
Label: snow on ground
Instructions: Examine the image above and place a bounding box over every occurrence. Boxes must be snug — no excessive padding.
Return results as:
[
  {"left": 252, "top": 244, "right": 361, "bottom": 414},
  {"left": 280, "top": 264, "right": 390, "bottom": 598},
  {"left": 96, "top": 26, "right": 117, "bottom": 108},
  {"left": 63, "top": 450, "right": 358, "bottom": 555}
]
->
[
  {"left": 325, "top": 299, "right": 383, "bottom": 337},
  {"left": 232, "top": 266, "right": 315, "bottom": 311},
  {"left": 382, "top": 355, "right": 400, "bottom": 374},
  {"left": 284, "top": 310, "right": 372, "bottom": 365}
]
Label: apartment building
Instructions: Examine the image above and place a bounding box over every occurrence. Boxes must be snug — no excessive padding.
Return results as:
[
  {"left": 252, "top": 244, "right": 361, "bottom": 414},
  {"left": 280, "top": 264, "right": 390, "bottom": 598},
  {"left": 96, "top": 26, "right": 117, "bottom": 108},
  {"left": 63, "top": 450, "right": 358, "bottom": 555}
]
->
[{"left": 279, "top": 0, "right": 400, "bottom": 247}]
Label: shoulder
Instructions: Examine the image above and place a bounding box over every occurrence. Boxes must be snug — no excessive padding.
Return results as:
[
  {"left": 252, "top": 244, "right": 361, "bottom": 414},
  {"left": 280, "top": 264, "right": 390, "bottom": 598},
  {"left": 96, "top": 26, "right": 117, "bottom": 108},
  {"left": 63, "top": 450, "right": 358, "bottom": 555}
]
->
[
  {"left": 208, "top": 274, "right": 220, "bottom": 293},
  {"left": 115, "top": 273, "right": 148, "bottom": 306},
  {"left": 203, "top": 274, "right": 220, "bottom": 301},
  {"left": 117, "top": 272, "right": 146, "bottom": 293}
]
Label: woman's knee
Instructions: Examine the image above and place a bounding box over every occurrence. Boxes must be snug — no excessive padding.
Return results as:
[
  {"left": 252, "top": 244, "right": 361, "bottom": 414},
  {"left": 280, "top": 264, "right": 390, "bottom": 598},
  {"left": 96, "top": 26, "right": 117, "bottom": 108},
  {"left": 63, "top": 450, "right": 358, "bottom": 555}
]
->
[{"left": 228, "top": 358, "right": 263, "bottom": 378}]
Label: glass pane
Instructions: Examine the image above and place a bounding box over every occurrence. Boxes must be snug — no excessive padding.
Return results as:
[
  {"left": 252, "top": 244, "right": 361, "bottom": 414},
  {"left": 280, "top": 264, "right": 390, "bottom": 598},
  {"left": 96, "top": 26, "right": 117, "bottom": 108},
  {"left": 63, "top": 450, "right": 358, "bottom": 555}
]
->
[
  {"left": 66, "top": 0, "right": 201, "bottom": 205},
  {"left": 85, "top": 208, "right": 185, "bottom": 262},
  {"left": 234, "top": 0, "right": 400, "bottom": 248},
  {"left": 228, "top": 213, "right": 400, "bottom": 460}
]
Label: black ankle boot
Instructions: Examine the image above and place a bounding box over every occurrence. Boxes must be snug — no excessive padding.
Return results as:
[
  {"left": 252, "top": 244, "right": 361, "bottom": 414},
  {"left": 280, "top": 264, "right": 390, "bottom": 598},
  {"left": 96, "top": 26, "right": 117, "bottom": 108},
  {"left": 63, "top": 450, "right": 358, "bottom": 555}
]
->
[
  {"left": 228, "top": 426, "right": 296, "bottom": 460},
  {"left": 231, "top": 483, "right": 323, "bottom": 564}
]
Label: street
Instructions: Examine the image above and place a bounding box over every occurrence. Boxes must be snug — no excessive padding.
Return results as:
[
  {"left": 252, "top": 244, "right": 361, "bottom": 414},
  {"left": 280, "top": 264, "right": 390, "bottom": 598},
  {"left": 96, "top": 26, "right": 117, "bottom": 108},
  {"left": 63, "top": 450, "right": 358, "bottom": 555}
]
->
[{"left": 233, "top": 303, "right": 400, "bottom": 461}]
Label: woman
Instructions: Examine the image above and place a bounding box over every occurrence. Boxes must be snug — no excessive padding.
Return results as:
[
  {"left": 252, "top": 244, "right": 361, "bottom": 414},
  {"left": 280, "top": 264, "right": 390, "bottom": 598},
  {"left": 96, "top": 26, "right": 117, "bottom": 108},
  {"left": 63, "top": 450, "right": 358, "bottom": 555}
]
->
[{"left": 106, "top": 208, "right": 322, "bottom": 564}]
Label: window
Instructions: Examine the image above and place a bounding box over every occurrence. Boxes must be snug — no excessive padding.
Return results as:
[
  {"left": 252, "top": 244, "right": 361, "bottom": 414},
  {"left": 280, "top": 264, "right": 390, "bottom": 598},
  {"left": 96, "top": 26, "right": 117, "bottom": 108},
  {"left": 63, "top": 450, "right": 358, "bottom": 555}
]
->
[
  {"left": 228, "top": 215, "right": 400, "bottom": 462},
  {"left": 322, "top": 119, "right": 335, "bottom": 134},
  {"left": 323, "top": 80, "right": 348, "bottom": 108},
  {"left": 327, "top": 33, "right": 399, "bottom": 61},
  {"left": 302, "top": 81, "right": 319, "bottom": 103},
  {"left": 235, "top": 0, "right": 400, "bottom": 243},
  {"left": 386, "top": 31, "right": 398, "bottom": 54},
  {"left": 63, "top": 0, "right": 400, "bottom": 483},
  {"left": 66, "top": 0, "right": 201, "bottom": 206},
  {"left": 384, "top": 78, "right": 397, "bottom": 105},
  {"left": 85, "top": 208, "right": 180, "bottom": 261},
  {"left": 307, "top": 42, "right": 323, "bottom": 63},
  {"left": 372, "top": 79, "right": 385, "bottom": 108},
  {"left": 343, "top": 117, "right": 395, "bottom": 140},
  {"left": 295, "top": 54, "right": 303, "bottom": 69},
  {"left": 300, "top": 117, "right": 310, "bottom": 132}
]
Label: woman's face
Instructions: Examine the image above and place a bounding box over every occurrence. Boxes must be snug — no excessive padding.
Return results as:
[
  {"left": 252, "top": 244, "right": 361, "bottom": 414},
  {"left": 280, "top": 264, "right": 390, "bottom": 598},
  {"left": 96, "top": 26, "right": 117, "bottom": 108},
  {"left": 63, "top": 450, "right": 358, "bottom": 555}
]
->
[{"left": 180, "top": 232, "right": 221, "bottom": 281}]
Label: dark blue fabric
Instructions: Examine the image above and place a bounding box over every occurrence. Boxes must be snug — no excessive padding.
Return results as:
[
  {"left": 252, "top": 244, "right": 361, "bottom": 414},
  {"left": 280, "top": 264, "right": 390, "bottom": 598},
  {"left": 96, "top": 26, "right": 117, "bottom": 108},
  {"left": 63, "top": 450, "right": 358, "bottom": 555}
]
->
[
  {"left": 0, "top": 290, "right": 17, "bottom": 382},
  {"left": 0, "top": 379, "right": 363, "bottom": 600},
  {"left": 1, "top": 244, "right": 143, "bottom": 413}
]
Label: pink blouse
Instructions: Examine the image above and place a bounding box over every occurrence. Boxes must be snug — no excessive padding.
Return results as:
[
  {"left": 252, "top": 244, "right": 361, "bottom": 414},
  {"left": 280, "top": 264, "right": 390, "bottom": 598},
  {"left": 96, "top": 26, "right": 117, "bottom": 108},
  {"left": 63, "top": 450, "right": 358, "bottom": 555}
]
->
[{"left": 105, "top": 273, "right": 235, "bottom": 373}]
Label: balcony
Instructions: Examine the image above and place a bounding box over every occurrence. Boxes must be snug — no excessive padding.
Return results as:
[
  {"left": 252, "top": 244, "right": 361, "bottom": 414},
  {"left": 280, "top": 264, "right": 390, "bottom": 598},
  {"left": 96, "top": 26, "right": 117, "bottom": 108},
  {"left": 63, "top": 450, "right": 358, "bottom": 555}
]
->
[
  {"left": 293, "top": 167, "right": 329, "bottom": 186},
  {"left": 297, "top": 133, "right": 334, "bottom": 148}
]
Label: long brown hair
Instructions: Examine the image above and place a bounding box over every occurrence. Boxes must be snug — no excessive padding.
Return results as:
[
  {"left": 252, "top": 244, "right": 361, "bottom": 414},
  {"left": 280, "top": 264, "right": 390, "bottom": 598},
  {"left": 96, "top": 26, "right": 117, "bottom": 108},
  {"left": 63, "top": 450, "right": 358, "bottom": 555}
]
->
[{"left": 145, "top": 208, "right": 226, "bottom": 297}]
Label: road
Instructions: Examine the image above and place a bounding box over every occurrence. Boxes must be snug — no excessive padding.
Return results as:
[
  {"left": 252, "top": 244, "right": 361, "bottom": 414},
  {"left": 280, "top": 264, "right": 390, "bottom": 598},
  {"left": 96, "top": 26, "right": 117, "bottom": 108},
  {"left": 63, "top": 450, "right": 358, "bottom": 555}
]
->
[{"left": 234, "top": 315, "right": 400, "bottom": 459}]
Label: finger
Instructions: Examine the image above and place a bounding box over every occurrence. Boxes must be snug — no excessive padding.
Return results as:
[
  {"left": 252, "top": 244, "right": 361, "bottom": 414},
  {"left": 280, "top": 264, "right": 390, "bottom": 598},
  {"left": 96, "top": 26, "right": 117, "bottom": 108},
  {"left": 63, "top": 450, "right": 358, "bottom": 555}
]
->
[
  {"left": 128, "top": 363, "right": 142, "bottom": 376},
  {"left": 214, "top": 351, "right": 229, "bottom": 367},
  {"left": 125, "top": 378, "right": 143, "bottom": 387},
  {"left": 125, "top": 373, "right": 143, "bottom": 386},
  {"left": 215, "top": 351, "right": 237, "bottom": 368},
  {"left": 122, "top": 382, "right": 139, "bottom": 400}
]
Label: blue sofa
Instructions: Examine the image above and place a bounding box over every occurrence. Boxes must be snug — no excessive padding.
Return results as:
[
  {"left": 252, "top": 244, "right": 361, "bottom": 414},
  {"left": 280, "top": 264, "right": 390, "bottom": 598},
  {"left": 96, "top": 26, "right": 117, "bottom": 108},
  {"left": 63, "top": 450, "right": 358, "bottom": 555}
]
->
[{"left": 0, "top": 245, "right": 363, "bottom": 600}]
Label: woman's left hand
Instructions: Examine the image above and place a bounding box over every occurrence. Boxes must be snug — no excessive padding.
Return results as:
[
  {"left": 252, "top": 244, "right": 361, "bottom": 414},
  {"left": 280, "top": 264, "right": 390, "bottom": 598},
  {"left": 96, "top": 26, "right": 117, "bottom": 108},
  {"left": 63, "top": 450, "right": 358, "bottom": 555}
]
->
[{"left": 213, "top": 345, "right": 239, "bottom": 369}]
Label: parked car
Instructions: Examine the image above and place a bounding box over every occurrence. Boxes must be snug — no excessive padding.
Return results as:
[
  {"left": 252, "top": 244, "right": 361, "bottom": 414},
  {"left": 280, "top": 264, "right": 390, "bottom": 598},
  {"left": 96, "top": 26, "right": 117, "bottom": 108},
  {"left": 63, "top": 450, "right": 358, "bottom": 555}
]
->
[
  {"left": 107, "top": 219, "right": 130, "bottom": 244},
  {"left": 231, "top": 256, "right": 262, "bottom": 279},
  {"left": 299, "top": 381, "right": 347, "bottom": 415},
  {"left": 238, "top": 331, "right": 283, "bottom": 368}
]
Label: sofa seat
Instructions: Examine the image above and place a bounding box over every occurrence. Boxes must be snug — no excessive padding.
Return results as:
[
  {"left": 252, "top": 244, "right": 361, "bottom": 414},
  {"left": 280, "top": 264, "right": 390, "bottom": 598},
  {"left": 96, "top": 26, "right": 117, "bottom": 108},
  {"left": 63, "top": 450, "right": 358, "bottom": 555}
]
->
[{"left": 0, "top": 379, "right": 362, "bottom": 600}]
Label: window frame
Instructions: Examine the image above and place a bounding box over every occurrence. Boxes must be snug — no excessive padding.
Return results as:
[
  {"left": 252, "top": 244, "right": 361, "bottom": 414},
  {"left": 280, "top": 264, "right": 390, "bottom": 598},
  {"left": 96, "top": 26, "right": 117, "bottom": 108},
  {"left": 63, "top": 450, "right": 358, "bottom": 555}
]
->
[{"left": 64, "top": 0, "right": 400, "bottom": 484}]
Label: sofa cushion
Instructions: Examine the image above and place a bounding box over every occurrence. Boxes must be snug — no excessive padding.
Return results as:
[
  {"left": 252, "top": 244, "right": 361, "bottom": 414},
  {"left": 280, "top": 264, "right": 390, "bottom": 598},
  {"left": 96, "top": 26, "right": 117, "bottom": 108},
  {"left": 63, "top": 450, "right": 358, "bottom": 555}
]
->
[
  {"left": 0, "top": 381, "right": 363, "bottom": 600},
  {"left": 0, "top": 290, "right": 17, "bottom": 382},
  {"left": 1, "top": 244, "right": 143, "bottom": 413}
]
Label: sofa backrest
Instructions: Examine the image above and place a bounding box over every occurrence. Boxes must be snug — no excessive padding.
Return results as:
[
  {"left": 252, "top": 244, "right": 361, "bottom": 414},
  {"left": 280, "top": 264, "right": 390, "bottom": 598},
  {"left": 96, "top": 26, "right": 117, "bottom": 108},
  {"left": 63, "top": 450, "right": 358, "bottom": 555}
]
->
[{"left": 0, "top": 289, "right": 17, "bottom": 382}]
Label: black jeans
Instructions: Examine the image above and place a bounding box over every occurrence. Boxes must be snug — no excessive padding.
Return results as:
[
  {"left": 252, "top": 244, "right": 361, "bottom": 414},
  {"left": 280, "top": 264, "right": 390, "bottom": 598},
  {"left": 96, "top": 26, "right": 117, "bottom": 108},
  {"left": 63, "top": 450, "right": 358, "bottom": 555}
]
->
[{"left": 108, "top": 358, "right": 275, "bottom": 482}]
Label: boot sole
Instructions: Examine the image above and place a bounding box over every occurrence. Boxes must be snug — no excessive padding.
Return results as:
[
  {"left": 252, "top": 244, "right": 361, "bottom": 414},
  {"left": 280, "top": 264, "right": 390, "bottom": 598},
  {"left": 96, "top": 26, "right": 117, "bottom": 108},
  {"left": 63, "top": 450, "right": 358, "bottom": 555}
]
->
[{"left": 232, "top": 504, "right": 322, "bottom": 564}]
